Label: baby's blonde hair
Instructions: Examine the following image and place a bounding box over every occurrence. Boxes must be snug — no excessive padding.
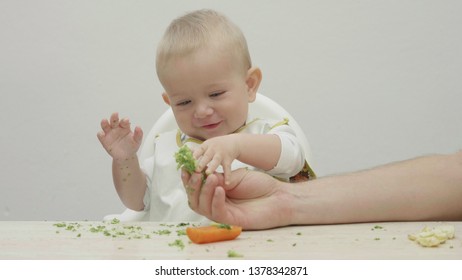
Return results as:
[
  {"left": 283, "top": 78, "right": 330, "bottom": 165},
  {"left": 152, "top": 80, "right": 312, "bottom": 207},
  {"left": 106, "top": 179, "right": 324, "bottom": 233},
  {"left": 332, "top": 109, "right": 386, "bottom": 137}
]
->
[{"left": 156, "top": 9, "right": 251, "bottom": 79}]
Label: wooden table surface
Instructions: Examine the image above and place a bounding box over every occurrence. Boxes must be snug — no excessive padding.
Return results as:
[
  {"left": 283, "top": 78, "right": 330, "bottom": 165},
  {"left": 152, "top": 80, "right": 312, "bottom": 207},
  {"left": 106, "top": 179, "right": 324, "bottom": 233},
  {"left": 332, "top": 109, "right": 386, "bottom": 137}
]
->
[{"left": 0, "top": 221, "right": 461, "bottom": 259}]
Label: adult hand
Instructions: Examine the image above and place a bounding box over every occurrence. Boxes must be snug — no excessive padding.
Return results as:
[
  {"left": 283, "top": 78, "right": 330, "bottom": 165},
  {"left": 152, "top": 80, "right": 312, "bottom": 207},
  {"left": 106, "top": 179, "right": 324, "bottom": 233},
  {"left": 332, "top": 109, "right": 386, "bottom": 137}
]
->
[{"left": 182, "top": 168, "right": 294, "bottom": 230}]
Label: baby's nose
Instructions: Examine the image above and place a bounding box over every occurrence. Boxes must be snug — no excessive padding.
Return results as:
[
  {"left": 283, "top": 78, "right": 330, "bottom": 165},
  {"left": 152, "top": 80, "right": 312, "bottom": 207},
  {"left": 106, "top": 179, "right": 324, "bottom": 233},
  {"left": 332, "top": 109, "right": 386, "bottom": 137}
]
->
[{"left": 194, "top": 103, "right": 213, "bottom": 118}]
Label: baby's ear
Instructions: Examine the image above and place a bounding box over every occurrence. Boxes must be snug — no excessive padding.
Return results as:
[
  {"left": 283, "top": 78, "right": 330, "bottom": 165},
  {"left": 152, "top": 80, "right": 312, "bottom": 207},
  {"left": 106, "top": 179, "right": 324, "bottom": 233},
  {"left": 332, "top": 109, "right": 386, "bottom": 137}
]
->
[
  {"left": 246, "top": 67, "right": 262, "bottom": 102},
  {"left": 162, "top": 92, "right": 171, "bottom": 106}
]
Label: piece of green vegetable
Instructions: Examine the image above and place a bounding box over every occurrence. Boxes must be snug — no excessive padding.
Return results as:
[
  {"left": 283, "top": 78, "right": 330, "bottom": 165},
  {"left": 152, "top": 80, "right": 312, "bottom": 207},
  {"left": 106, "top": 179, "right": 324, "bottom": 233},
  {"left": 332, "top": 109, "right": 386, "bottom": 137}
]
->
[
  {"left": 174, "top": 145, "right": 197, "bottom": 174},
  {"left": 168, "top": 239, "right": 185, "bottom": 250},
  {"left": 154, "top": 229, "right": 171, "bottom": 235},
  {"left": 175, "top": 145, "right": 207, "bottom": 186},
  {"left": 176, "top": 229, "right": 186, "bottom": 236},
  {"left": 176, "top": 222, "right": 190, "bottom": 227},
  {"left": 216, "top": 223, "right": 232, "bottom": 230},
  {"left": 227, "top": 250, "right": 243, "bottom": 258},
  {"left": 53, "top": 222, "right": 67, "bottom": 228}
]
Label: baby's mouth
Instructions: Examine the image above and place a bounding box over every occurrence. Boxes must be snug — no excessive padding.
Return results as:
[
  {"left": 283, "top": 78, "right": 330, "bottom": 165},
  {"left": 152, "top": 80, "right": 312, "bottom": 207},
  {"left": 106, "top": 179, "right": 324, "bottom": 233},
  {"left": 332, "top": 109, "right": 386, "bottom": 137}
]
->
[{"left": 202, "top": 121, "right": 222, "bottom": 130}]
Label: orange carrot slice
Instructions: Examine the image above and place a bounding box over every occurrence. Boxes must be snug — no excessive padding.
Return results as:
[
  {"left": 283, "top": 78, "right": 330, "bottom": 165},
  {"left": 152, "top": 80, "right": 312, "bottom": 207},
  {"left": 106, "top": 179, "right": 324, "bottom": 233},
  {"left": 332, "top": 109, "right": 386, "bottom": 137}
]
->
[{"left": 186, "top": 224, "right": 242, "bottom": 244}]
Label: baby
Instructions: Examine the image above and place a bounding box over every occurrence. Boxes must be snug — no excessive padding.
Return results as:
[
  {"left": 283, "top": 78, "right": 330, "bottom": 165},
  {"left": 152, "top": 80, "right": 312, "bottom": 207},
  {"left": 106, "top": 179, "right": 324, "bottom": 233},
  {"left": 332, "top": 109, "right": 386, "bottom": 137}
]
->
[{"left": 98, "top": 9, "right": 314, "bottom": 222}]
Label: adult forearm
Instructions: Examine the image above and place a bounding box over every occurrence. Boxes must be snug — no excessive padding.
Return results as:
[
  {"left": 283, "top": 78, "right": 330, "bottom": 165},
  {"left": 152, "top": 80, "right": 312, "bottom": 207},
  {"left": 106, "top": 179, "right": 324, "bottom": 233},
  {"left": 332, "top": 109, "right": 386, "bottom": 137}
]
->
[
  {"left": 112, "top": 156, "right": 147, "bottom": 211},
  {"left": 290, "top": 152, "right": 462, "bottom": 225}
]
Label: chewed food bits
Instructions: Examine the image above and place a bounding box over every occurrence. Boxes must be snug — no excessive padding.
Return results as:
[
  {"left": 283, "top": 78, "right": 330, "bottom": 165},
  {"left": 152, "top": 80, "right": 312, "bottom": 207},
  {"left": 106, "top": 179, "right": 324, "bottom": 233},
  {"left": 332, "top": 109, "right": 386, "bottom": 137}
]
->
[{"left": 408, "top": 225, "right": 455, "bottom": 247}]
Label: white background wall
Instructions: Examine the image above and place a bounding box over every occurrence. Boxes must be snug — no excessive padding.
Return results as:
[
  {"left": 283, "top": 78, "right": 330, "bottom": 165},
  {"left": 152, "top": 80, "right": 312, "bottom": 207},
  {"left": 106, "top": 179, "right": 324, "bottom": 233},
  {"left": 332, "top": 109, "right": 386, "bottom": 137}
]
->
[{"left": 1, "top": 0, "right": 461, "bottom": 221}]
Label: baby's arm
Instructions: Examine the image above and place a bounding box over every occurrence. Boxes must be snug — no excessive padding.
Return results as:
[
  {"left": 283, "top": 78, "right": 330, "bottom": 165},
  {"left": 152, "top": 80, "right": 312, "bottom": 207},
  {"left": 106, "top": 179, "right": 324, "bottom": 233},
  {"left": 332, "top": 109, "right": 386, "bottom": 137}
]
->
[
  {"left": 97, "top": 112, "right": 147, "bottom": 211},
  {"left": 194, "top": 133, "right": 281, "bottom": 184}
]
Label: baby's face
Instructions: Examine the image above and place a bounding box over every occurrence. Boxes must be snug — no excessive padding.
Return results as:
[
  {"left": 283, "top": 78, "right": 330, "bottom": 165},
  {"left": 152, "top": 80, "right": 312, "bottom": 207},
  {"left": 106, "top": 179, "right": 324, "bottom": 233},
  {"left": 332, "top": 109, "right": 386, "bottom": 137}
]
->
[{"left": 159, "top": 47, "right": 253, "bottom": 140}]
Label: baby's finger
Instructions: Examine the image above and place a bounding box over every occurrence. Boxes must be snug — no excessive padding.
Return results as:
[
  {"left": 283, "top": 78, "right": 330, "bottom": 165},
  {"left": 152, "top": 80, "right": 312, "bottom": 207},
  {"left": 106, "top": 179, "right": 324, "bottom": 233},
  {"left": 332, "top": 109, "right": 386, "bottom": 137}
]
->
[
  {"left": 205, "top": 155, "right": 221, "bottom": 175},
  {"left": 192, "top": 145, "right": 205, "bottom": 159},
  {"left": 196, "top": 152, "right": 213, "bottom": 172},
  {"left": 222, "top": 162, "right": 232, "bottom": 186},
  {"left": 133, "top": 126, "right": 144, "bottom": 145},
  {"left": 96, "top": 131, "right": 105, "bottom": 143},
  {"left": 100, "top": 119, "right": 112, "bottom": 134},
  {"left": 110, "top": 112, "right": 120, "bottom": 128},
  {"left": 119, "top": 118, "right": 131, "bottom": 128}
]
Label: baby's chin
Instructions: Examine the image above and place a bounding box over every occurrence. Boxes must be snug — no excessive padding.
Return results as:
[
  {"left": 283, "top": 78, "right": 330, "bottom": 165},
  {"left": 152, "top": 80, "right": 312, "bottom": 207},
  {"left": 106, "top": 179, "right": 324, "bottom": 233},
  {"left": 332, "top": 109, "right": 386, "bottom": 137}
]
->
[
  {"left": 199, "top": 130, "right": 235, "bottom": 141},
  {"left": 201, "top": 131, "right": 229, "bottom": 140}
]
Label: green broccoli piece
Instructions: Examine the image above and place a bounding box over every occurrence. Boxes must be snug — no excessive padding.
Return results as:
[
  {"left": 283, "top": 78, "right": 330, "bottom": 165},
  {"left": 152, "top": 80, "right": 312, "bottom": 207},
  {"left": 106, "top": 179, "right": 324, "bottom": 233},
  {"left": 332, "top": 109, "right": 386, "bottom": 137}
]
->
[
  {"left": 227, "top": 250, "right": 243, "bottom": 258},
  {"left": 175, "top": 145, "right": 207, "bottom": 187},
  {"left": 168, "top": 239, "right": 185, "bottom": 250},
  {"left": 215, "top": 223, "right": 232, "bottom": 230},
  {"left": 174, "top": 145, "right": 197, "bottom": 174}
]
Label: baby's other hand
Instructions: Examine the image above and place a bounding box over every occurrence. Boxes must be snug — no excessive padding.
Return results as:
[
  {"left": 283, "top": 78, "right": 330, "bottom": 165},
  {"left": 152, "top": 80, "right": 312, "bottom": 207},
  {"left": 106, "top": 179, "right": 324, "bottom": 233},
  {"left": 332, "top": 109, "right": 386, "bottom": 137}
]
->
[{"left": 97, "top": 112, "right": 143, "bottom": 160}]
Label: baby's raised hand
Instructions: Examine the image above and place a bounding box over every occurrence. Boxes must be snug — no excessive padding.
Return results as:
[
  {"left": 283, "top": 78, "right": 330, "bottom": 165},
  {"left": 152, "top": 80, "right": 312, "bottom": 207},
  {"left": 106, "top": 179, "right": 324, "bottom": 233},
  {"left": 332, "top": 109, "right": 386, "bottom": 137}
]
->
[
  {"left": 193, "top": 134, "right": 240, "bottom": 185},
  {"left": 97, "top": 112, "right": 143, "bottom": 160}
]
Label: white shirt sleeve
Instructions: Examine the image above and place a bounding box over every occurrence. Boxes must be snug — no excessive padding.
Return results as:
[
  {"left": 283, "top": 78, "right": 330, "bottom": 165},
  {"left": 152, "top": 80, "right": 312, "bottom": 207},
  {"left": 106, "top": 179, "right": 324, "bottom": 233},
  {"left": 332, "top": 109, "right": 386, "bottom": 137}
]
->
[{"left": 266, "top": 124, "right": 305, "bottom": 179}]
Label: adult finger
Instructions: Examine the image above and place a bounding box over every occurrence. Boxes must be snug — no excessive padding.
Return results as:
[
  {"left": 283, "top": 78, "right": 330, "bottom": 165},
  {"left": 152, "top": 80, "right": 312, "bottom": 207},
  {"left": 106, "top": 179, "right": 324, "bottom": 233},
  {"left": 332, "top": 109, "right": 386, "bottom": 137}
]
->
[
  {"left": 180, "top": 169, "right": 191, "bottom": 186},
  {"left": 184, "top": 171, "right": 203, "bottom": 212},
  {"left": 210, "top": 186, "right": 229, "bottom": 223},
  {"left": 197, "top": 173, "right": 221, "bottom": 217}
]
